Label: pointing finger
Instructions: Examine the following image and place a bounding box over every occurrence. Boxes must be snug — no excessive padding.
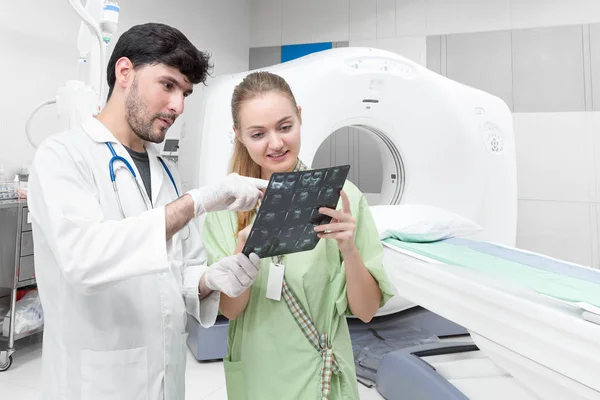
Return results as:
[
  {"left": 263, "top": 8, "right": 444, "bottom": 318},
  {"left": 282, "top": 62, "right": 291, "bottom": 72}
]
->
[{"left": 243, "top": 177, "right": 269, "bottom": 190}]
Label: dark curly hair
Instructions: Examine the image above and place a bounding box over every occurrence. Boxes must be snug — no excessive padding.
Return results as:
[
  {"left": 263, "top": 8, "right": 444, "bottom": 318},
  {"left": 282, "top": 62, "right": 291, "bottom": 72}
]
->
[{"left": 106, "top": 22, "right": 213, "bottom": 99}]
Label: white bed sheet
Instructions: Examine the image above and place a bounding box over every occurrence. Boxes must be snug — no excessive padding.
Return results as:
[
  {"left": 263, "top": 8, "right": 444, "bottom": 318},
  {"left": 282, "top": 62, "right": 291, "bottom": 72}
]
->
[
  {"left": 372, "top": 246, "right": 430, "bottom": 317},
  {"left": 380, "top": 240, "right": 600, "bottom": 400},
  {"left": 372, "top": 242, "right": 443, "bottom": 317},
  {"left": 374, "top": 243, "right": 542, "bottom": 400}
]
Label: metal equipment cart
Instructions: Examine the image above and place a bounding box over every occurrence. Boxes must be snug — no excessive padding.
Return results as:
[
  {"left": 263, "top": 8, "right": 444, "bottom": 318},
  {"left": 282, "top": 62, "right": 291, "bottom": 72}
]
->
[{"left": 0, "top": 199, "right": 41, "bottom": 371}]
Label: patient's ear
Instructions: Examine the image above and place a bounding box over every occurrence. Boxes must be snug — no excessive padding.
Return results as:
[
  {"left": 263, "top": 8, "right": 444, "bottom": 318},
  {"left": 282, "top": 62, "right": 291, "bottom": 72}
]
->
[
  {"left": 233, "top": 125, "right": 243, "bottom": 144},
  {"left": 297, "top": 105, "right": 302, "bottom": 122}
]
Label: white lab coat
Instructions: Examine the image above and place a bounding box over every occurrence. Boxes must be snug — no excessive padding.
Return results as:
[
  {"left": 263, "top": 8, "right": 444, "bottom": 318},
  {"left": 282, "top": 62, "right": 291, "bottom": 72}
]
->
[{"left": 27, "top": 117, "right": 220, "bottom": 400}]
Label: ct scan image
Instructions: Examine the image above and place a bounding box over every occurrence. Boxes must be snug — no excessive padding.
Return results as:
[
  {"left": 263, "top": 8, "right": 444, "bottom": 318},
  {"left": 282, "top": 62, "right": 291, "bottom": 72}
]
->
[{"left": 242, "top": 165, "right": 350, "bottom": 258}]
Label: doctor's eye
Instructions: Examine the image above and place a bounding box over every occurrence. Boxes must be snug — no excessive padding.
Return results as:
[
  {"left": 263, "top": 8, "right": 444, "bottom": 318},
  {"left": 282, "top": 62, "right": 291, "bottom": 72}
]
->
[
  {"left": 280, "top": 124, "right": 292, "bottom": 132},
  {"left": 162, "top": 81, "right": 174, "bottom": 90},
  {"left": 251, "top": 131, "right": 264, "bottom": 139}
]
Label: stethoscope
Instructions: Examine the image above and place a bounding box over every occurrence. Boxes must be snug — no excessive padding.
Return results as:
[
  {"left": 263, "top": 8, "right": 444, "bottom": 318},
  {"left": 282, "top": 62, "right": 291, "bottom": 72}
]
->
[{"left": 106, "top": 142, "right": 190, "bottom": 239}]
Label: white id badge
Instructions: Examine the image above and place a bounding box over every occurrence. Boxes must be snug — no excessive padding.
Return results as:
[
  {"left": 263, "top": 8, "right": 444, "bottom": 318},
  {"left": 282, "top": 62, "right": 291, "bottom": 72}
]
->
[{"left": 266, "top": 263, "right": 285, "bottom": 301}]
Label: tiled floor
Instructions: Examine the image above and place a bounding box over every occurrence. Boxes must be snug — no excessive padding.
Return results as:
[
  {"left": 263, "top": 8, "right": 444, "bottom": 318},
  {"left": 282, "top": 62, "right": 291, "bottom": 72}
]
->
[{"left": 0, "top": 334, "right": 384, "bottom": 399}]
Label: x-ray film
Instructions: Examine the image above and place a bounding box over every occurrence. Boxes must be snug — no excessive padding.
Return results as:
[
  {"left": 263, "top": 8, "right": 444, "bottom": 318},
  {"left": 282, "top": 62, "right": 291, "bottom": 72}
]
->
[{"left": 242, "top": 165, "right": 351, "bottom": 258}]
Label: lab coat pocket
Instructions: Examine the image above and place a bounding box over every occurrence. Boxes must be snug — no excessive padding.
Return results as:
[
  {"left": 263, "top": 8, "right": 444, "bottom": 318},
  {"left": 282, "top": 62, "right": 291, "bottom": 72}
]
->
[
  {"left": 224, "top": 359, "right": 247, "bottom": 400},
  {"left": 81, "top": 346, "right": 148, "bottom": 400}
]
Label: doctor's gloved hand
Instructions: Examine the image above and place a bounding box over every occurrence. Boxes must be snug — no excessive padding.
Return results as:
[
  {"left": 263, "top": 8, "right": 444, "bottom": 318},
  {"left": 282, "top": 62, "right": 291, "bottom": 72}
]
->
[
  {"left": 202, "top": 253, "right": 261, "bottom": 298},
  {"left": 187, "top": 173, "right": 268, "bottom": 217}
]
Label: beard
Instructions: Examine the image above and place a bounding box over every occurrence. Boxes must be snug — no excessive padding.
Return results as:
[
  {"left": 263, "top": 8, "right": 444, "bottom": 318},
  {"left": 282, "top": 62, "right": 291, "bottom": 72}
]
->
[{"left": 125, "top": 78, "right": 175, "bottom": 144}]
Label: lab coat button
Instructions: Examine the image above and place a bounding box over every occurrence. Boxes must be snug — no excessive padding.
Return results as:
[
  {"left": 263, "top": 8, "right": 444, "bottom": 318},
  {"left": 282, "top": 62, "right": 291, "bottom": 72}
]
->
[{"left": 165, "top": 315, "right": 171, "bottom": 324}]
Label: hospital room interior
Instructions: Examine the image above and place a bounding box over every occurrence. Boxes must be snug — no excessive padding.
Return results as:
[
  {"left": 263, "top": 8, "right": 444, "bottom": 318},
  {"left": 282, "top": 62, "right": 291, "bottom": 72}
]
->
[{"left": 2, "top": 0, "right": 600, "bottom": 399}]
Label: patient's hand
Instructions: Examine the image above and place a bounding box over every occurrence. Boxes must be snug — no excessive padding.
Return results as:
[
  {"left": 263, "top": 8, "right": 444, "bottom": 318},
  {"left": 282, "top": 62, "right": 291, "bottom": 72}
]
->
[
  {"left": 314, "top": 190, "right": 356, "bottom": 254},
  {"left": 237, "top": 224, "right": 253, "bottom": 245}
]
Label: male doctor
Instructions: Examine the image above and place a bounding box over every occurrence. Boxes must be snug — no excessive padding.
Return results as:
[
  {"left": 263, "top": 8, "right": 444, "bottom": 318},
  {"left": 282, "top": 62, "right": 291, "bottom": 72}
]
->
[{"left": 27, "top": 23, "right": 265, "bottom": 399}]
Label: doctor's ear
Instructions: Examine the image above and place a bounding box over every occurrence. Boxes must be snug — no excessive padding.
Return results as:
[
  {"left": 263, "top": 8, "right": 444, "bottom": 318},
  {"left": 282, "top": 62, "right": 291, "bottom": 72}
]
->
[
  {"left": 297, "top": 105, "right": 302, "bottom": 121},
  {"left": 114, "top": 57, "right": 135, "bottom": 88}
]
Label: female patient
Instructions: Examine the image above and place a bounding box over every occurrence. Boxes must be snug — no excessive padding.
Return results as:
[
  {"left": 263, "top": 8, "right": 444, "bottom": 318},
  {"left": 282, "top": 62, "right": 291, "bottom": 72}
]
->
[{"left": 203, "top": 71, "right": 394, "bottom": 400}]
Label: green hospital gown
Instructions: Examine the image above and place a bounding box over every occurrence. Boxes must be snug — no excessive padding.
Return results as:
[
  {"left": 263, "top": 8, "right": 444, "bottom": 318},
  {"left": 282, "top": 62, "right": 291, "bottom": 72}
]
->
[{"left": 203, "top": 180, "right": 395, "bottom": 400}]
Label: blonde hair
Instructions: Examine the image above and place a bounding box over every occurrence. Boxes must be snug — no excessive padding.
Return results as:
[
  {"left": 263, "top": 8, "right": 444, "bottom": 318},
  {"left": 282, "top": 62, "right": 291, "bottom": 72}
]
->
[{"left": 230, "top": 71, "right": 300, "bottom": 235}]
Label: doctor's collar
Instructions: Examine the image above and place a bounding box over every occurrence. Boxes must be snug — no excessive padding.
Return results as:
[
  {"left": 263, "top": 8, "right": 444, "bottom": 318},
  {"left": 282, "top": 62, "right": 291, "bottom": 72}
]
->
[{"left": 81, "top": 117, "right": 120, "bottom": 144}]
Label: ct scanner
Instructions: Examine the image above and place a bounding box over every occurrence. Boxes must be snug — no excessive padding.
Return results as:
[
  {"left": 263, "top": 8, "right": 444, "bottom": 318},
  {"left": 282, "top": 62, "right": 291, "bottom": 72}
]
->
[
  {"left": 178, "top": 47, "right": 600, "bottom": 400},
  {"left": 179, "top": 46, "right": 517, "bottom": 247}
]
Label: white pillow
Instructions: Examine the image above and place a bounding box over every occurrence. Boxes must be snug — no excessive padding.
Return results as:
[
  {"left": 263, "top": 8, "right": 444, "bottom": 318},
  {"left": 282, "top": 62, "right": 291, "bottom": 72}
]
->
[{"left": 369, "top": 204, "right": 482, "bottom": 243}]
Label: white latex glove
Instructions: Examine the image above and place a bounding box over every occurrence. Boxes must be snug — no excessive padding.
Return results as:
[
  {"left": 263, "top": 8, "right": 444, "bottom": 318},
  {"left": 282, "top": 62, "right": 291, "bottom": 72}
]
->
[
  {"left": 203, "top": 253, "right": 261, "bottom": 297},
  {"left": 187, "top": 173, "right": 268, "bottom": 217}
]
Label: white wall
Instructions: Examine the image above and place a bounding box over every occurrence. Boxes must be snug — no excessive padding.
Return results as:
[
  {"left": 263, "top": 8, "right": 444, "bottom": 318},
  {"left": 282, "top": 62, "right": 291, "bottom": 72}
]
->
[
  {"left": 251, "top": 0, "right": 600, "bottom": 47},
  {"left": 249, "top": 0, "right": 600, "bottom": 267},
  {"left": 0, "top": 0, "right": 250, "bottom": 179},
  {"left": 514, "top": 112, "right": 600, "bottom": 268},
  {"left": 250, "top": 0, "right": 600, "bottom": 67}
]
